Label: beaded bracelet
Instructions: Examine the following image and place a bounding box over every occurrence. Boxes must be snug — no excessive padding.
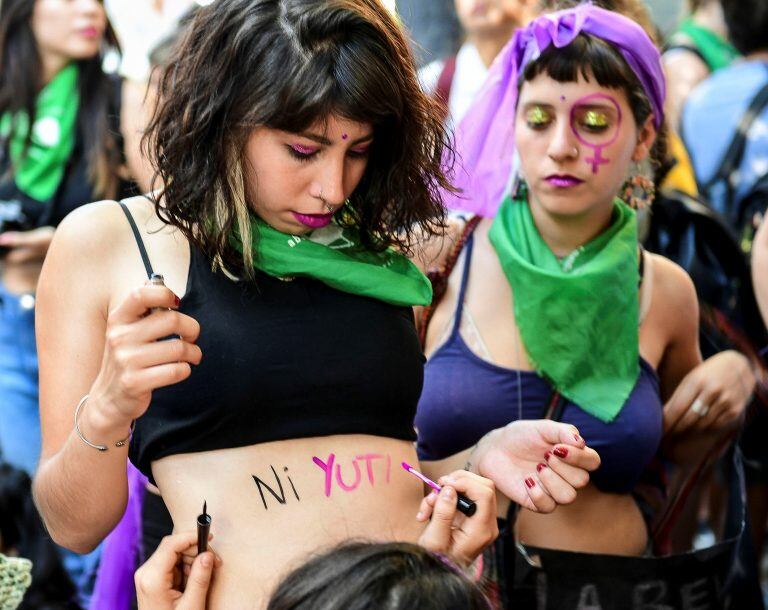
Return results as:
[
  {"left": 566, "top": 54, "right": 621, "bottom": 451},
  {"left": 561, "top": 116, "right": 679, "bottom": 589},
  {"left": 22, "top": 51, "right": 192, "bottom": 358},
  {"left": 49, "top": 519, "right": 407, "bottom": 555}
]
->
[{"left": 74, "top": 394, "right": 134, "bottom": 452}]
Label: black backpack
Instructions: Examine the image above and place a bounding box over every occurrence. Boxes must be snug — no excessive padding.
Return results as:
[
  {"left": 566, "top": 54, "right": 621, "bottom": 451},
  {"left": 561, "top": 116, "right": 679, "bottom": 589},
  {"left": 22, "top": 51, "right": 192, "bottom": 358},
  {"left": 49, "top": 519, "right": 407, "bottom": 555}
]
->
[
  {"left": 695, "top": 78, "right": 768, "bottom": 253},
  {"left": 644, "top": 188, "right": 768, "bottom": 357}
]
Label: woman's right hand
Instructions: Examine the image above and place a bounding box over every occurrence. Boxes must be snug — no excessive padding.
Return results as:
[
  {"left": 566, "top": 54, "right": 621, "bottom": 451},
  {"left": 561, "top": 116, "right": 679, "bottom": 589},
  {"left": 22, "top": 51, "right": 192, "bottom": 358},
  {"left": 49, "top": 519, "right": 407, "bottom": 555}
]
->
[{"left": 88, "top": 281, "right": 202, "bottom": 428}]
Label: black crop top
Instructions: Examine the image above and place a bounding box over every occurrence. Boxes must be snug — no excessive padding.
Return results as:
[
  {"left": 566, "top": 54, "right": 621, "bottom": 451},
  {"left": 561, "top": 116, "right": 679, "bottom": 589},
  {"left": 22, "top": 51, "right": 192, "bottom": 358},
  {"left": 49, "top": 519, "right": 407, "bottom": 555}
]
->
[{"left": 120, "top": 204, "right": 424, "bottom": 483}]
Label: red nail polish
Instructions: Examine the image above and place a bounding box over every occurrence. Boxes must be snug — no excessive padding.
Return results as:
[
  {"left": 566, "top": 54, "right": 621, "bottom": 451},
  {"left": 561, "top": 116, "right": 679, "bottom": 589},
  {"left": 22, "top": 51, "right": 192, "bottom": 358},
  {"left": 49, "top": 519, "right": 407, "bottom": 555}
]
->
[
  {"left": 174, "top": 295, "right": 181, "bottom": 307},
  {"left": 536, "top": 463, "right": 547, "bottom": 472},
  {"left": 525, "top": 477, "right": 536, "bottom": 489},
  {"left": 544, "top": 451, "right": 552, "bottom": 461},
  {"left": 554, "top": 447, "right": 568, "bottom": 459}
]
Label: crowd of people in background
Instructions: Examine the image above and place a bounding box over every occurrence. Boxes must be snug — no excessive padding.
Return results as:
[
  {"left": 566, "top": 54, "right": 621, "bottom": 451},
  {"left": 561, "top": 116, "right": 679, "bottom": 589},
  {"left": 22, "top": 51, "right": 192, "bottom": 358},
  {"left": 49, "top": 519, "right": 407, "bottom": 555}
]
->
[{"left": 1, "top": 0, "right": 767, "bottom": 609}]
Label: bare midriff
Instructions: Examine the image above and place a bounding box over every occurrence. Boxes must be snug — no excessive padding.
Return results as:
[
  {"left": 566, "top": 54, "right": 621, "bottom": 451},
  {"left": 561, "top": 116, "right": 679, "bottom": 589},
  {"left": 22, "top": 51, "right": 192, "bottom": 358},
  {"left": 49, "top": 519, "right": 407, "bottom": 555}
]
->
[
  {"left": 504, "top": 485, "right": 648, "bottom": 556},
  {"left": 151, "top": 434, "right": 426, "bottom": 610}
]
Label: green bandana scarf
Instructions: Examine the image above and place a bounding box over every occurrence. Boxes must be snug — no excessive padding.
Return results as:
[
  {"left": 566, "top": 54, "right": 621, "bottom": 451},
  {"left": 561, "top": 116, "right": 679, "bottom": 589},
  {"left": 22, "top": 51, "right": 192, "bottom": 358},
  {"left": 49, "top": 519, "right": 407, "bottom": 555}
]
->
[
  {"left": 232, "top": 217, "right": 433, "bottom": 307},
  {"left": 676, "top": 18, "right": 739, "bottom": 72},
  {"left": 489, "top": 195, "right": 640, "bottom": 423},
  {"left": 0, "top": 63, "right": 79, "bottom": 202}
]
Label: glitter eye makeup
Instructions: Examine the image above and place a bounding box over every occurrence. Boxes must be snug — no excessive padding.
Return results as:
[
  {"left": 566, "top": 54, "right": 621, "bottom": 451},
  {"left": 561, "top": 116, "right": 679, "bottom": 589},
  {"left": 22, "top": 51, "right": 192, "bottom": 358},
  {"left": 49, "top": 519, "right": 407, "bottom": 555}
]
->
[
  {"left": 288, "top": 143, "right": 320, "bottom": 161},
  {"left": 569, "top": 93, "right": 622, "bottom": 174},
  {"left": 525, "top": 105, "right": 552, "bottom": 128},
  {"left": 291, "top": 144, "right": 319, "bottom": 155},
  {"left": 349, "top": 144, "right": 371, "bottom": 157},
  {"left": 579, "top": 109, "right": 610, "bottom": 132}
]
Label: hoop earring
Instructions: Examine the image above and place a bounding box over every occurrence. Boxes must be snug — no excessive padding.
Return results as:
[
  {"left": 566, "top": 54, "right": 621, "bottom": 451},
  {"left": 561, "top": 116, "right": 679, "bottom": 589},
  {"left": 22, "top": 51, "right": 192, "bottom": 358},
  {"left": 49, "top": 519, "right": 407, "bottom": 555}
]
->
[{"left": 620, "top": 160, "right": 655, "bottom": 209}]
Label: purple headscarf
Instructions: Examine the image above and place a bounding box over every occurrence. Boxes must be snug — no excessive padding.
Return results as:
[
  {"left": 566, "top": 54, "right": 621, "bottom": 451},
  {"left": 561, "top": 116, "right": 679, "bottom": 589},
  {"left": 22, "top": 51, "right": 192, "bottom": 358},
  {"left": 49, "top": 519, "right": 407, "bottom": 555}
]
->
[{"left": 441, "top": 3, "right": 666, "bottom": 216}]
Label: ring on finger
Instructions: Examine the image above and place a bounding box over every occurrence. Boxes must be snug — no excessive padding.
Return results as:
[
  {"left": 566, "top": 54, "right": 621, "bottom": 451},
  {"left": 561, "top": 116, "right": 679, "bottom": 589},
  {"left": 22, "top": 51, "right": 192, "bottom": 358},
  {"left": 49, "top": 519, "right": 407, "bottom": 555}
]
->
[{"left": 690, "top": 398, "right": 710, "bottom": 418}]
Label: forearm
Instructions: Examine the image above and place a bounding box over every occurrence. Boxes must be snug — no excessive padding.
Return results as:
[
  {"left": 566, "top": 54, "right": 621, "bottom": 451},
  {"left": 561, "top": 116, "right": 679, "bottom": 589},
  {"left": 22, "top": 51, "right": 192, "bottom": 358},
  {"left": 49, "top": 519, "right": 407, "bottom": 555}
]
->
[{"left": 33, "top": 397, "right": 131, "bottom": 552}]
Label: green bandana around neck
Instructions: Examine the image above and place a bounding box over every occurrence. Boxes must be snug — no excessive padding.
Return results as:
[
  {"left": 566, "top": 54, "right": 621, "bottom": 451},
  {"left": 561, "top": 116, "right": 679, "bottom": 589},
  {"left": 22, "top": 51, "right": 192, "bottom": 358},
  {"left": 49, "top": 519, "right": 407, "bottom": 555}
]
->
[
  {"left": 489, "top": 195, "right": 640, "bottom": 423},
  {"left": 0, "top": 63, "right": 80, "bottom": 202},
  {"left": 676, "top": 18, "right": 740, "bottom": 72},
  {"left": 232, "top": 216, "right": 433, "bottom": 307}
]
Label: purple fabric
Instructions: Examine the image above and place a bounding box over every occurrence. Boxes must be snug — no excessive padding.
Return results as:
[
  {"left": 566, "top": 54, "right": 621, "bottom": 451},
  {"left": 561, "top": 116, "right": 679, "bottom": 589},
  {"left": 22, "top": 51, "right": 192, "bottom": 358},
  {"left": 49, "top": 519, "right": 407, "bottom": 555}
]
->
[
  {"left": 89, "top": 463, "right": 147, "bottom": 610},
  {"left": 441, "top": 4, "right": 666, "bottom": 216}
]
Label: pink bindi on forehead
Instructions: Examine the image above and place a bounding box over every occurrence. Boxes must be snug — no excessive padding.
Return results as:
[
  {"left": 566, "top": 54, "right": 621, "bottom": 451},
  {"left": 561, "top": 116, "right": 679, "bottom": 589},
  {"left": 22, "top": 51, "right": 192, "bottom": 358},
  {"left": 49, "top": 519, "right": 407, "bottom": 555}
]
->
[{"left": 342, "top": 134, "right": 348, "bottom": 140}]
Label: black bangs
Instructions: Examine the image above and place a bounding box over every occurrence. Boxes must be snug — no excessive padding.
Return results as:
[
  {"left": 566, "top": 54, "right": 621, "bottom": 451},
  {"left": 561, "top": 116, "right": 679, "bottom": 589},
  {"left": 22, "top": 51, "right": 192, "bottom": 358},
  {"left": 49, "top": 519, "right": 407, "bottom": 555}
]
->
[{"left": 260, "top": 13, "right": 405, "bottom": 134}]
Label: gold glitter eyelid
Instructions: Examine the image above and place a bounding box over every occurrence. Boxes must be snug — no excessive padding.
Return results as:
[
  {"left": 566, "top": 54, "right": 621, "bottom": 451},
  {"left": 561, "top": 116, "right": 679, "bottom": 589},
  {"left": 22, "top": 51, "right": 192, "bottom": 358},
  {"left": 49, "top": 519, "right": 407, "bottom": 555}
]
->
[
  {"left": 581, "top": 110, "right": 609, "bottom": 127},
  {"left": 526, "top": 106, "right": 550, "bottom": 124}
]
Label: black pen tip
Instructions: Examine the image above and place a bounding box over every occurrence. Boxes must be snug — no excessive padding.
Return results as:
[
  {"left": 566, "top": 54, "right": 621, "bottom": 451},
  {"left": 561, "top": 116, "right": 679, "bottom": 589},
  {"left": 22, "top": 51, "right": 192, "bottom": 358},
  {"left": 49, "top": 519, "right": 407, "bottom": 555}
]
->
[{"left": 203, "top": 500, "right": 207, "bottom": 517}]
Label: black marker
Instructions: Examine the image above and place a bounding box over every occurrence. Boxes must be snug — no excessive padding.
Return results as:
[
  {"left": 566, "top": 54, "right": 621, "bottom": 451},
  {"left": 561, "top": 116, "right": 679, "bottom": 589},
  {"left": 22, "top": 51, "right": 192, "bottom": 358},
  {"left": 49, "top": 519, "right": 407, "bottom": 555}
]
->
[{"left": 197, "top": 500, "right": 211, "bottom": 555}]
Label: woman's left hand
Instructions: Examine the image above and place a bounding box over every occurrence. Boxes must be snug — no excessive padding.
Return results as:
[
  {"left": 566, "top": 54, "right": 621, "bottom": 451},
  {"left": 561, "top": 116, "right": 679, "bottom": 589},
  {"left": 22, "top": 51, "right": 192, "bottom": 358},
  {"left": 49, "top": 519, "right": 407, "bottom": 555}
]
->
[
  {"left": 135, "top": 531, "right": 215, "bottom": 610},
  {"left": 0, "top": 226, "right": 55, "bottom": 264},
  {"left": 416, "top": 470, "right": 499, "bottom": 568},
  {"left": 664, "top": 350, "right": 755, "bottom": 436}
]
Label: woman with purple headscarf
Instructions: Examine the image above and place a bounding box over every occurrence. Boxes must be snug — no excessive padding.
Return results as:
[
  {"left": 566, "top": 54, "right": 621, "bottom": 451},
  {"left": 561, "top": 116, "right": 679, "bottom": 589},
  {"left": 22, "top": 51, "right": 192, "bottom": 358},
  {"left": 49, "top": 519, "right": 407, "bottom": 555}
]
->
[{"left": 414, "top": 3, "right": 749, "bottom": 605}]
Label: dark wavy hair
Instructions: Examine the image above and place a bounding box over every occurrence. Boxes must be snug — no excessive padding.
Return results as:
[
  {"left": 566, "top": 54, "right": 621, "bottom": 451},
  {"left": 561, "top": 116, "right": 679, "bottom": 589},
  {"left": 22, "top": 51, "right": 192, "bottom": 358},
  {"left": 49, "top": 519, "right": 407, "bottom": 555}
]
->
[
  {"left": 521, "top": 31, "right": 669, "bottom": 180},
  {"left": 0, "top": 0, "right": 123, "bottom": 199},
  {"left": 267, "top": 541, "right": 490, "bottom": 610},
  {"left": 144, "top": 0, "right": 452, "bottom": 276}
]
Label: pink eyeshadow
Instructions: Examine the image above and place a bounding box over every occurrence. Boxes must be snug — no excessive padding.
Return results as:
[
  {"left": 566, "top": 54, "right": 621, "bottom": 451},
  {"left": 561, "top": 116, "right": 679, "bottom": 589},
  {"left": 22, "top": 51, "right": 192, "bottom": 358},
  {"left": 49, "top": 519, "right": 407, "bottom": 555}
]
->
[{"left": 292, "top": 143, "right": 319, "bottom": 154}]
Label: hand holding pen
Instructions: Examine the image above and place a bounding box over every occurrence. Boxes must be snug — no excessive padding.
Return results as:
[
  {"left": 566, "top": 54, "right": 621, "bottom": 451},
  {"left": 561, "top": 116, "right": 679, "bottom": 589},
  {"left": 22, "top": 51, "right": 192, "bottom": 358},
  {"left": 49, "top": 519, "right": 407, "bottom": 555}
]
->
[
  {"left": 414, "top": 469, "right": 498, "bottom": 568},
  {"left": 135, "top": 530, "right": 215, "bottom": 610}
]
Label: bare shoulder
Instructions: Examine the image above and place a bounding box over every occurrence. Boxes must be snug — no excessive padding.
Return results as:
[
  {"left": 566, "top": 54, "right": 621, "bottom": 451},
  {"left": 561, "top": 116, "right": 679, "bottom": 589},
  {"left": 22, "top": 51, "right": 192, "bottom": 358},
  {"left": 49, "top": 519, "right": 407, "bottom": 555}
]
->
[
  {"left": 647, "top": 253, "right": 699, "bottom": 332},
  {"left": 411, "top": 215, "right": 467, "bottom": 273},
  {"left": 663, "top": 49, "right": 709, "bottom": 83},
  {"left": 48, "top": 200, "right": 138, "bottom": 268}
]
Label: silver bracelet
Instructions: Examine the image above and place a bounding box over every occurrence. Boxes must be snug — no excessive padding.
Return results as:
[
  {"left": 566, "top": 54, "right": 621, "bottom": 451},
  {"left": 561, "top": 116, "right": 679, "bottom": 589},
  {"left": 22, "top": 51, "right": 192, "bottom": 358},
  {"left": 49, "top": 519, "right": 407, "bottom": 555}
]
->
[{"left": 74, "top": 394, "right": 134, "bottom": 452}]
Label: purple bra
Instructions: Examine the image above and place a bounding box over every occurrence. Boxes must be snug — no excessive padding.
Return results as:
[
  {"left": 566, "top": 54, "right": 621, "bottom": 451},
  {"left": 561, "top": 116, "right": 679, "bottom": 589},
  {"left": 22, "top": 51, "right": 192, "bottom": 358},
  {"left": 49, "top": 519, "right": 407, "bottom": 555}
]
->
[{"left": 415, "top": 234, "right": 663, "bottom": 494}]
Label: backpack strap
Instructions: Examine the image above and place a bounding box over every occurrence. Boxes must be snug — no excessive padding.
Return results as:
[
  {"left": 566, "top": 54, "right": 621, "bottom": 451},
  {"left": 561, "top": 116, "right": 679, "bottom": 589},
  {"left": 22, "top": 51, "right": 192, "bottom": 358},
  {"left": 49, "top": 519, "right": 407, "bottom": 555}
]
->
[
  {"left": 701, "top": 79, "right": 768, "bottom": 196},
  {"left": 418, "top": 215, "right": 481, "bottom": 347}
]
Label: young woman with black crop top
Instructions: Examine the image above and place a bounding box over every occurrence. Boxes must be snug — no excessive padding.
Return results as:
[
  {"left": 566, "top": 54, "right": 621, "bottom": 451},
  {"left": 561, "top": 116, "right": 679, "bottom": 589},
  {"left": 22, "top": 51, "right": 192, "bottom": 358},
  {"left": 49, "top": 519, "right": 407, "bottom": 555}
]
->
[
  {"left": 32, "top": 1, "right": 600, "bottom": 607},
  {"left": 415, "top": 5, "right": 755, "bottom": 605}
]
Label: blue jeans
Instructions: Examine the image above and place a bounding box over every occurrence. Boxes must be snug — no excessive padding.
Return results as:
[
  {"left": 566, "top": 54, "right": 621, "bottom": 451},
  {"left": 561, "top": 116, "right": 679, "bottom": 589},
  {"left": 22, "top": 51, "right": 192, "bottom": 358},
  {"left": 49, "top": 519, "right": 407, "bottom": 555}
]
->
[{"left": 0, "top": 283, "right": 101, "bottom": 606}]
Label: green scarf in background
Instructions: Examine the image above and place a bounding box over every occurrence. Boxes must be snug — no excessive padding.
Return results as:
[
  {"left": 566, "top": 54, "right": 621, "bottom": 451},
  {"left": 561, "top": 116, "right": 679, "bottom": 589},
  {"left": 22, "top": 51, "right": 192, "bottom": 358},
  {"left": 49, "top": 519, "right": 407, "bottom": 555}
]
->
[
  {"left": 489, "top": 195, "right": 639, "bottom": 423},
  {"left": 0, "top": 63, "right": 79, "bottom": 202},
  {"left": 232, "top": 217, "right": 433, "bottom": 307},
  {"left": 675, "top": 18, "right": 740, "bottom": 72}
]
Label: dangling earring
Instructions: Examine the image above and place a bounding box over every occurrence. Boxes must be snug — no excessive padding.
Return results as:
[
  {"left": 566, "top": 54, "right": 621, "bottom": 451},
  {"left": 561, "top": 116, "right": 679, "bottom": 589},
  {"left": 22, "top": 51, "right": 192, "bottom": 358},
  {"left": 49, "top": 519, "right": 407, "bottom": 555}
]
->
[
  {"left": 620, "top": 160, "right": 655, "bottom": 209},
  {"left": 511, "top": 175, "right": 528, "bottom": 201}
]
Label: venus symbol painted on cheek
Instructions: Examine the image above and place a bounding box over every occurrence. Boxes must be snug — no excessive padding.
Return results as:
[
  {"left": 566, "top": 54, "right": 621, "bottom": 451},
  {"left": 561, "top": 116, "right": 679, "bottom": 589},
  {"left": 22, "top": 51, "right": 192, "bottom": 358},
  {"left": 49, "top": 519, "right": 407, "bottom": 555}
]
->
[{"left": 569, "top": 93, "right": 622, "bottom": 174}]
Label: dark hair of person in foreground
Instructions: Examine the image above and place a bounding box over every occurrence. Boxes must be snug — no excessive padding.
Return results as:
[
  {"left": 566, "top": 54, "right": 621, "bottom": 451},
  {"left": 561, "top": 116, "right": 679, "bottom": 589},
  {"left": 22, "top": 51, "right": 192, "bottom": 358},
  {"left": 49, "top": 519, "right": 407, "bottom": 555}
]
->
[{"left": 266, "top": 541, "right": 491, "bottom": 610}]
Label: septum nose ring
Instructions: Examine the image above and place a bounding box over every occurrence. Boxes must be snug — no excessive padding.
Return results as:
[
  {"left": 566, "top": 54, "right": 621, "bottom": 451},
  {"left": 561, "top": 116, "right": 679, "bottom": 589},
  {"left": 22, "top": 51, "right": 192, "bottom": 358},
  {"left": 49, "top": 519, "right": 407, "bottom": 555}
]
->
[{"left": 317, "top": 187, "right": 335, "bottom": 214}]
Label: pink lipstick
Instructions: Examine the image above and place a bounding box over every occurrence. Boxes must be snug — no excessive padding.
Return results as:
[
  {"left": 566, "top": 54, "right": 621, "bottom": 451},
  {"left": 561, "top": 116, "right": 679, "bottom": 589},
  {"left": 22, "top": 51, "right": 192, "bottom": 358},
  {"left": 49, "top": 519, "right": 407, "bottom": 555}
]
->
[
  {"left": 292, "top": 212, "right": 334, "bottom": 229},
  {"left": 79, "top": 27, "right": 100, "bottom": 39},
  {"left": 546, "top": 175, "right": 584, "bottom": 188}
]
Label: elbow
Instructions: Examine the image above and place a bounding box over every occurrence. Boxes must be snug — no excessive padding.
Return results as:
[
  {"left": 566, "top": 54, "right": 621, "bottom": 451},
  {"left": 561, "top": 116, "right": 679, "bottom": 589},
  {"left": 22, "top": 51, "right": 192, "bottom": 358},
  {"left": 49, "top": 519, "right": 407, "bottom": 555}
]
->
[
  {"left": 48, "top": 529, "right": 102, "bottom": 555},
  {"left": 32, "top": 470, "right": 115, "bottom": 554}
]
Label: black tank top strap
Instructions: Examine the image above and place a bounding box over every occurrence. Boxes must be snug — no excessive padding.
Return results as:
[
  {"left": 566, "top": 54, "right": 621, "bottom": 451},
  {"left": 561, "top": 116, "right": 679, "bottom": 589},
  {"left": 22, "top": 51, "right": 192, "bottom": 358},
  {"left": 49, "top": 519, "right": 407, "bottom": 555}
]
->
[
  {"left": 450, "top": 233, "right": 475, "bottom": 337},
  {"left": 118, "top": 201, "right": 155, "bottom": 279}
]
